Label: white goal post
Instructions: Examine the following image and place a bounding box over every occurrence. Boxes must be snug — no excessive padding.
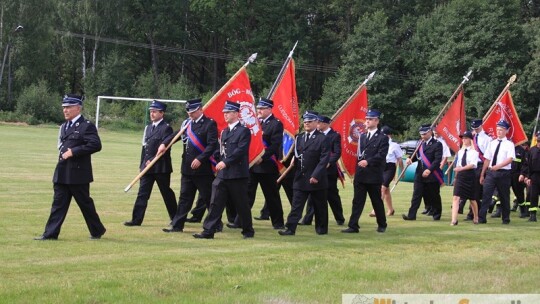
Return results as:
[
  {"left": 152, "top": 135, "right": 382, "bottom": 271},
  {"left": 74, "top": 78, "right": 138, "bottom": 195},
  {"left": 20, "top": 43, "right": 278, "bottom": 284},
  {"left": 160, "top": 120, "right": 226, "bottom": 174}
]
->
[{"left": 95, "top": 95, "right": 186, "bottom": 129}]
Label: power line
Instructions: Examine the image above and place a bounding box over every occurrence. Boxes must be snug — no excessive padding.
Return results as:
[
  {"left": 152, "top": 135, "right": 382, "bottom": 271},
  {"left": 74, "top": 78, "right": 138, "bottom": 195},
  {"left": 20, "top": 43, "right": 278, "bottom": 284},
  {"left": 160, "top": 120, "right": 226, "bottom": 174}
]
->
[
  {"left": 55, "top": 30, "right": 339, "bottom": 73},
  {"left": 55, "top": 30, "right": 411, "bottom": 80}
]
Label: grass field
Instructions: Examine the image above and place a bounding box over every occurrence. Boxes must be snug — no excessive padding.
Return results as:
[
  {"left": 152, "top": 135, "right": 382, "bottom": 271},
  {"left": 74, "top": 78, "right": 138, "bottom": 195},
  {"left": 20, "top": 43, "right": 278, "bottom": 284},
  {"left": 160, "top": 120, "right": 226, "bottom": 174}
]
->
[{"left": 1, "top": 123, "right": 539, "bottom": 304}]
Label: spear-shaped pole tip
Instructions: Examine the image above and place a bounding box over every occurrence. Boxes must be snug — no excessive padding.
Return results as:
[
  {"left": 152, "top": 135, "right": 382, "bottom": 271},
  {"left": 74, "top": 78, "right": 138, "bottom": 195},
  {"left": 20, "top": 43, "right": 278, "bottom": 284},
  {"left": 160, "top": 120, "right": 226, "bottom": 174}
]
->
[
  {"left": 288, "top": 41, "right": 299, "bottom": 58},
  {"left": 461, "top": 70, "right": 473, "bottom": 84},
  {"left": 248, "top": 53, "right": 257, "bottom": 63},
  {"left": 362, "top": 71, "right": 376, "bottom": 85}
]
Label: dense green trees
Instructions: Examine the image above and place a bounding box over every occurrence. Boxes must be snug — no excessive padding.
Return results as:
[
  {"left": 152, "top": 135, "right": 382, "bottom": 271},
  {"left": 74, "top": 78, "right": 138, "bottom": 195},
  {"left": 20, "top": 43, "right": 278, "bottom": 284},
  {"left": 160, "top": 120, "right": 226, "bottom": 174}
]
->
[{"left": 0, "top": 0, "right": 538, "bottom": 136}]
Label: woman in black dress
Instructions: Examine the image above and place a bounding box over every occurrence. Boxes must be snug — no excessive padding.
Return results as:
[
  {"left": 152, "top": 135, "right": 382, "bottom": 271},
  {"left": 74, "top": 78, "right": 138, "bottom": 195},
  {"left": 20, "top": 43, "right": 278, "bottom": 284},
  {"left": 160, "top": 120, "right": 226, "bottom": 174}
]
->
[{"left": 451, "top": 131, "right": 479, "bottom": 225}]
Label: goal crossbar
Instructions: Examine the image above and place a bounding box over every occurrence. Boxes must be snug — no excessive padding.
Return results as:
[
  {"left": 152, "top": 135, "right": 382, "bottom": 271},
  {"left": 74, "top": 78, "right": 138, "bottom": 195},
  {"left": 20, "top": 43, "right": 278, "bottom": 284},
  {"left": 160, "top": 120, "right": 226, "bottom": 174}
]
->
[{"left": 95, "top": 95, "right": 186, "bottom": 129}]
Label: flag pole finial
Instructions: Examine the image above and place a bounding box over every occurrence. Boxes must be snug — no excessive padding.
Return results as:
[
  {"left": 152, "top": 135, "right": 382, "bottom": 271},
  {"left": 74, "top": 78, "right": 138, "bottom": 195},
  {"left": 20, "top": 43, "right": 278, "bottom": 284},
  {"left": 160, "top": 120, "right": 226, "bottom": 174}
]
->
[
  {"left": 461, "top": 70, "right": 472, "bottom": 84},
  {"left": 244, "top": 53, "right": 257, "bottom": 67},
  {"left": 362, "top": 71, "right": 376, "bottom": 85},
  {"left": 288, "top": 41, "right": 299, "bottom": 58}
]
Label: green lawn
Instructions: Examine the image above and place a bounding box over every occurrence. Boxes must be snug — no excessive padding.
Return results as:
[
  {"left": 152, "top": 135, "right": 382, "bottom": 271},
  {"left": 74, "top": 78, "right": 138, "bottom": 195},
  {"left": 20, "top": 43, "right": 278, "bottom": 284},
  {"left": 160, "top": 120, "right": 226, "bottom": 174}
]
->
[{"left": 1, "top": 123, "right": 539, "bottom": 304}]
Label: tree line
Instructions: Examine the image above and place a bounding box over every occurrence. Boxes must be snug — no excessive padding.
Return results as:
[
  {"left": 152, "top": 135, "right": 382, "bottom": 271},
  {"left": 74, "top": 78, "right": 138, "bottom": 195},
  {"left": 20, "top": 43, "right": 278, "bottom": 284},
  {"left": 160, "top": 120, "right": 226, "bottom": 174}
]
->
[{"left": 0, "top": 0, "right": 539, "bottom": 139}]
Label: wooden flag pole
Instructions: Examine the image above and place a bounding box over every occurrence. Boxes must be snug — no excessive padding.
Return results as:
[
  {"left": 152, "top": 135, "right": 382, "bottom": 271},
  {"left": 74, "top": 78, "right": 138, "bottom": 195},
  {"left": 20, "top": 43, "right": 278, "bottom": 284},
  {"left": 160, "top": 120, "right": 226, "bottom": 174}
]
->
[
  {"left": 391, "top": 70, "right": 472, "bottom": 193},
  {"left": 124, "top": 121, "right": 190, "bottom": 192},
  {"left": 482, "top": 74, "right": 517, "bottom": 121}
]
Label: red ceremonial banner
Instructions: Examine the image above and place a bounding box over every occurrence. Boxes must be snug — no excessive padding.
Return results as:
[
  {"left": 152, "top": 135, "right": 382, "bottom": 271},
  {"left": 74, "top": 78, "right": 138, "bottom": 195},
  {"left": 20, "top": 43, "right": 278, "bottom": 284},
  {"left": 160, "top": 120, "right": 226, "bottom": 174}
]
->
[
  {"left": 483, "top": 91, "right": 527, "bottom": 145},
  {"left": 203, "top": 67, "right": 264, "bottom": 165},
  {"left": 268, "top": 58, "right": 299, "bottom": 160},
  {"left": 330, "top": 86, "right": 368, "bottom": 178},
  {"left": 435, "top": 90, "right": 466, "bottom": 153}
]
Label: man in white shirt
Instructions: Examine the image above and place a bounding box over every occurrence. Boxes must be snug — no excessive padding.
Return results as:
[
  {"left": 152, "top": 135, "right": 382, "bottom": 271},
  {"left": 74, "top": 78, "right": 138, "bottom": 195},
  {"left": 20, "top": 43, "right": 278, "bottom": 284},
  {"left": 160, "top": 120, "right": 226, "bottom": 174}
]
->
[{"left": 479, "top": 120, "right": 515, "bottom": 224}]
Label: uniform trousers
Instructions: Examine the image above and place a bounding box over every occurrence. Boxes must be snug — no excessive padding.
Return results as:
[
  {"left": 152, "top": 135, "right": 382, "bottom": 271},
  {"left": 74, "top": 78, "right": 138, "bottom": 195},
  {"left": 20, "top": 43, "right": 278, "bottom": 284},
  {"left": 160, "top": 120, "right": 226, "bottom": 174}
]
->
[
  {"left": 348, "top": 182, "right": 387, "bottom": 230},
  {"left": 171, "top": 174, "right": 213, "bottom": 229},
  {"left": 511, "top": 170, "right": 525, "bottom": 206},
  {"left": 286, "top": 188, "right": 328, "bottom": 234},
  {"left": 301, "top": 175, "right": 345, "bottom": 224},
  {"left": 479, "top": 169, "right": 511, "bottom": 222},
  {"left": 132, "top": 173, "right": 177, "bottom": 224},
  {"left": 202, "top": 177, "right": 254, "bottom": 237},
  {"left": 259, "top": 169, "right": 294, "bottom": 218},
  {"left": 43, "top": 183, "right": 106, "bottom": 238},
  {"left": 238, "top": 172, "right": 284, "bottom": 227},
  {"left": 529, "top": 173, "right": 540, "bottom": 209},
  {"left": 407, "top": 180, "right": 441, "bottom": 219}
]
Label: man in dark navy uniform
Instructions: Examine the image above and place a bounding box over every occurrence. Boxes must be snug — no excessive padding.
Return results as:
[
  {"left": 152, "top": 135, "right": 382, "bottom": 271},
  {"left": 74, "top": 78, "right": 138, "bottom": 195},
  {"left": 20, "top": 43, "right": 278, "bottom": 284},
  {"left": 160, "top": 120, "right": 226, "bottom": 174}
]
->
[
  {"left": 227, "top": 98, "right": 285, "bottom": 230},
  {"left": 124, "top": 100, "right": 177, "bottom": 226},
  {"left": 402, "top": 124, "right": 443, "bottom": 221},
  {"left": 162, "top": 98, "right": 218, "bottom": 233},
  {"left": 193, "top": 101, "right": 254, "bottom": 239},
  {"left": 35, "top": 94, "right": 106, "bottom": 240},
  {"left": 520, "top": 131, "right": 540, "bottom": 222},
  {"left": 300, "top": 115, "right": 345, "bottom": 226},
  {"left": 342, "top": 109, "right": 389, "bottom": 233},
  {"left": 279, "top": 110, "right": 330, "bottom": 236}
]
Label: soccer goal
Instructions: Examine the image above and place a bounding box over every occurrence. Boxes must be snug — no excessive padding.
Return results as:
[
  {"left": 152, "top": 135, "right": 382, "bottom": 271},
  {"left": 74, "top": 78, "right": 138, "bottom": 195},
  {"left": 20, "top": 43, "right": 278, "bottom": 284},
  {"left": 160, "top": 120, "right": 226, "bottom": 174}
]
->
[{"left": 95, "top": 95, "right": 186, "bottom": 129}]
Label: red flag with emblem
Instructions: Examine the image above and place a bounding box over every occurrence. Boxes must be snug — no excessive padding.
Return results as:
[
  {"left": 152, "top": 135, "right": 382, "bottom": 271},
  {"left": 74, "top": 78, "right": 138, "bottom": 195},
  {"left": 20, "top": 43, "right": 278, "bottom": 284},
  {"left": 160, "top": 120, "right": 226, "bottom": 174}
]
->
[
  {"left": 483, "top": 91, "right": 527, "bottom": 145},
  {"left": 330, "top": 86, "right": 368, "bottom": 178},
  {"left": 435, "top": 90, "right": 466, "bottom": 153},
  {"left": 268, "top": 58, "right": 299, "bottom": 161},
  {"left": 203, "top": 67, "right": 264, "bottom": 165}
]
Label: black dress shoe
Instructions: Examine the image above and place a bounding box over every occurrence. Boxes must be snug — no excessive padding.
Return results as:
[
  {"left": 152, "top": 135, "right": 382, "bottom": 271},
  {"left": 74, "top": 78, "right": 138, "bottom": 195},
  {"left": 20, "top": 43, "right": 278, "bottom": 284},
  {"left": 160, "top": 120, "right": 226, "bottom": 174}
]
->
[
  {"left": 478, "top": 219, "right": 487, "bottom": 224},
  {"left": 254, "top": 216, "right": 270, "bottom": 221},
  {"left": 273, "top": 225, "right": 286, "bottom": 230},
  {"left": 278, "top": 229, "right": 295, "bottom": 236},
  {"left": 316, "top": 231, "right": 328, "bottom": 235},
  {"left": 34, "top": 235, "right": 57, "bottom": 241},
  {"left": 193, "top": 232, "right": 214, "bottom": 239},
  {"left": 163, "top": 227, "right": 183, "bottom": 233},
  {"left": 226, "top": 223, "right": 240, "bottom": 229},
  {"left": 376, "top": 226, "right": 386, "bottom": 233},
  {"left": 502, "top": 220, "right": 510, "bottom": 225},
  {"left": 124, "top": 221, "right": 141, "bottom": 227},
  {"left": 432, "top": 215, "right": 441, "bottom": 221},
  {"left": 402, "top": 214, "right": 416, "bottom": 221},
  {"left": 341, "top": 227, "right": 359, "bottom": 233},
  {"left": 421, "top": 208, "right": 430, "bottom": 215},
  {"left": 336, "top": 220, "right": 345, "bottom": 226},
  {"left": 297, "top": 221, "right": 312, "bottom": 226},
  {"left": 242, "top": 234, "right": 254, "bottom": 239},
  {"left": 90, "top": 229, "right": 106, "bottom": 240},
  {"left": 186, "top": 217, "right": 201, "bottom": 223}
]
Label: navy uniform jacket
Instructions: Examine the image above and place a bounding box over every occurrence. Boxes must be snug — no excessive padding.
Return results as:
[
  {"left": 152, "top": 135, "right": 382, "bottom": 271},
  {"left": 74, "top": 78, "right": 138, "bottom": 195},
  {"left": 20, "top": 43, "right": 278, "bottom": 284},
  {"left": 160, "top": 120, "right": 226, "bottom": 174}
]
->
[
  {"left": 521, "top": 147, "right": 540, "bottom": 177},
  {"left": 140, "top": 120, "right": 173, "bottom": 174},
  {"left": 326, "top": 129, "right": 342, "bottom": 178},
  {"left": 215, "top": 123, "right": 251, "bottom": 179},
  {"left": 293, "top": 130, "right": 330, "bottom": 191},
  {"left": 53, "top": 116, "right": 101, "bottom": 184},
  {"left": 355, "top": 129, "right": 389, "bottom": 184},
  {"left": 252, "top": 114, "right": 283, "bottom": 174},
  {"left": 411, "top": 137, "right": 442, "bottom": 183},
  {"left": 164, "top": 115, "right": 218, "bottom": 176}
]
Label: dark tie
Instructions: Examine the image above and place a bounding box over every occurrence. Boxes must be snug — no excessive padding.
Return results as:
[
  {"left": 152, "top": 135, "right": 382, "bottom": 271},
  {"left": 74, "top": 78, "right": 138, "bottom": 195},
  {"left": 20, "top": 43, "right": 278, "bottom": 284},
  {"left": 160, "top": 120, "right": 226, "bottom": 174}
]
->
[
  {"left": 151, "top": 124, "right": 156, "bottom": 132},
  {"left": 304, "top": 133, "right": 308, "bottom": 142},
  {"left": 66, "top": 121, "right": 72, "bottom": 130},
  {"left": 461, "top": 149, "right": 467, "bottom": 167},
  {"left": 491, "top": 140, "right": 502, "bottom": 167},
  {"left": 366, "top": 133, "right": 371, "bottom": 141}
]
